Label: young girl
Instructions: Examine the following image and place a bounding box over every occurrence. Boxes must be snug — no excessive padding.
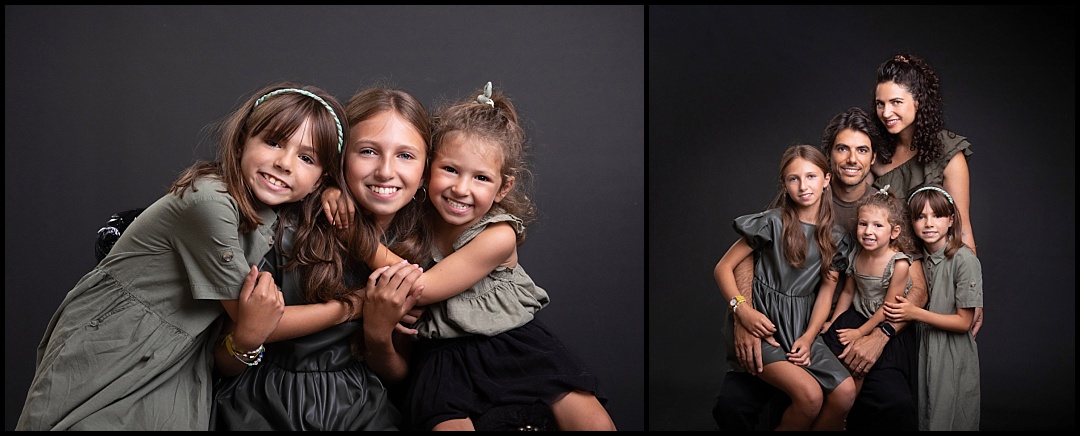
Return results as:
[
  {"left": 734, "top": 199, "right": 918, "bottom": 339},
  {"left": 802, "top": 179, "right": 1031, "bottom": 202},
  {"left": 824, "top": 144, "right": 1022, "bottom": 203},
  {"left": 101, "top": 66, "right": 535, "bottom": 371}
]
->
[
  {"left": 883, "top": 185, "right": 982, "bottom": 431},
  {"left": 713, "top": 144, "right": 856, "bottom": 431},
  {"left": 212, "top": 86, "right": 432, "bottom": 430},
  {"left": 821, "top": 185, "right": 917, "bottom": 398},
  {"left": 16, "top": 82, "right": 346, "bottom": 430},
  {"left": 364, "top": 82, "right": 615, "bottom": 431}
]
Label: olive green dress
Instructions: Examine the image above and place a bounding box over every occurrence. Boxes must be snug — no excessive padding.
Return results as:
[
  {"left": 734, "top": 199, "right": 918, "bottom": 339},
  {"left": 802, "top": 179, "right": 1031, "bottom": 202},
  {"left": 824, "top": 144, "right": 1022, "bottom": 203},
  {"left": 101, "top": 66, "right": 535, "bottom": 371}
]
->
[
  {"left": 917, "top": 245, "right": 982, "bottom": 430},
  {"left": 16, "top": 177, "right": 277, "bottom": 430},
  {"left": 734, "top": 208, "right": 853, "bottom": 392},
  {"left": 872, "top": 130, "right": 973, "bottom": 200}
]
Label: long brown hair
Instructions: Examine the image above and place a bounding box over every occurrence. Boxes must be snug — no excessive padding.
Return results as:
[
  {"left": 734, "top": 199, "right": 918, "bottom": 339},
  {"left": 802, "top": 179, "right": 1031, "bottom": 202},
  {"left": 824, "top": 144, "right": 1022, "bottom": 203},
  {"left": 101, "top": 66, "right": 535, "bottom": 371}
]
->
[{"left": 770, "top": 144, "right": 838, "bottom": 280}]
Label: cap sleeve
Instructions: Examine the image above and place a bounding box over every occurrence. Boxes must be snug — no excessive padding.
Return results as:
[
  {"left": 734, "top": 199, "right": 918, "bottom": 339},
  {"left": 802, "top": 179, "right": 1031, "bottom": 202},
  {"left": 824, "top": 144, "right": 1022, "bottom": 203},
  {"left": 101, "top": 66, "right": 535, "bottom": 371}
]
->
[
  {"left": 732, "top": 209, "right": 779, "bottom": 251},
  {"left": 830, "top": 226, "right": 853, "bottom": 272}
]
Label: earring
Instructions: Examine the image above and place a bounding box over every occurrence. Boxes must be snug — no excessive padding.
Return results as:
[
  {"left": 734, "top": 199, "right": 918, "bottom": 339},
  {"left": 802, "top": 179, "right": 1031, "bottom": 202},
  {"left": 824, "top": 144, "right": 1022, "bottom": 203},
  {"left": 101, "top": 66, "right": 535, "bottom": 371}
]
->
[{"left": 413, "top": 187, "right": 427, "bottom": 202}]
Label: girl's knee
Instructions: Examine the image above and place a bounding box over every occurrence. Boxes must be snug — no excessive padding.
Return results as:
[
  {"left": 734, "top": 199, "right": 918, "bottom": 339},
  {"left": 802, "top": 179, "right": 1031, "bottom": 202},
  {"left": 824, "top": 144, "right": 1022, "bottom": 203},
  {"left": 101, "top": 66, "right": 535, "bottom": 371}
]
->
[{"left": 831, "top": 378, "right": 858, "bottom": 407}]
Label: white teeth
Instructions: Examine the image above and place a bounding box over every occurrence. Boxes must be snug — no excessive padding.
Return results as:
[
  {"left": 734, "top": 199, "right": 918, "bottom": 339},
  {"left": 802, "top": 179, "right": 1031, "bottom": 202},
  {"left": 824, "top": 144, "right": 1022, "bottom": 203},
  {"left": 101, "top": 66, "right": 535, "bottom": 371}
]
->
[
  {"left": 368, "top": 186, "right": 399, "bottom": 195},
  {"left": 263, "top": 174, "right": 286, "bottom": 187},
  {"left": 446, "top": 198, "right": 470, "bottom": 210}
]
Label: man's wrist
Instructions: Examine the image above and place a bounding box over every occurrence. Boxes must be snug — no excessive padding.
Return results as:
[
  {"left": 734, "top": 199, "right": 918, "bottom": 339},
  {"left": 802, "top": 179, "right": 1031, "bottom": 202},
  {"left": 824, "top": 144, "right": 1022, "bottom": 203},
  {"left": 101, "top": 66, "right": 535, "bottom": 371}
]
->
[{"left": 877, "top": 322, "right": 896, "bottom": 339}]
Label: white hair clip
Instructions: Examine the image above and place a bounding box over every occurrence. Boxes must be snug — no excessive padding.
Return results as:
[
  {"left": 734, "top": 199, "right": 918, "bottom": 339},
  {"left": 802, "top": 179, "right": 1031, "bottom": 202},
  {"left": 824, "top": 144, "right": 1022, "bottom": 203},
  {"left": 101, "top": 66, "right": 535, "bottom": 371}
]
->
[{"left": 476, "top": 81, "right": 494, "bottom": 108}]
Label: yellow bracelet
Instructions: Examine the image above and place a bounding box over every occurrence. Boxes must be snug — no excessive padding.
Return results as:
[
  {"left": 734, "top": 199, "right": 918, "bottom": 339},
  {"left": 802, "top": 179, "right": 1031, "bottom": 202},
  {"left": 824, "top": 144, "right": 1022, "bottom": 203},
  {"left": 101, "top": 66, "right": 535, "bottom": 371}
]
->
[{"left": 224, "top": 333, "right": 264, "bottom": 366}]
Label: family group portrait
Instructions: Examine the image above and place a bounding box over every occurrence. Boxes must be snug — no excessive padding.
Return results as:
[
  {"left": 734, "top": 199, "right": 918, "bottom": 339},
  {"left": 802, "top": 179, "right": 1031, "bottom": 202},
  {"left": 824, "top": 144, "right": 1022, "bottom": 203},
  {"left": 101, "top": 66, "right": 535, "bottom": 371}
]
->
[{"left": 649, "top": 5, "right": 1074, "bottom": 431}]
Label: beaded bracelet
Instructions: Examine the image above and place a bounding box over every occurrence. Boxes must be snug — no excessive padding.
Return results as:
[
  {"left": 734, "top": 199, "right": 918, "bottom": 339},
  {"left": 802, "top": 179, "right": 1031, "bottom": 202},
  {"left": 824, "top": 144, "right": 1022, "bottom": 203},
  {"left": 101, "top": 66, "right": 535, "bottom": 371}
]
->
[{"left": 224, "top": 333, "right": 264, "bottom": 367}]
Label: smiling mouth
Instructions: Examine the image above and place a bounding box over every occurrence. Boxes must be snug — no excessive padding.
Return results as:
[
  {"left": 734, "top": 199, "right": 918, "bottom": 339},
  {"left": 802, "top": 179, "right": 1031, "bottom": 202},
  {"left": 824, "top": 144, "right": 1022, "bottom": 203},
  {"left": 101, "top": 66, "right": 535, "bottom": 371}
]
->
[
  {"left": 262, "top": 173, "right": 288, "bottom": 188},
  {"left": 368, "top": 185, "right": 400, "bottom": 195},
  {"left": 446, "top": 197, "right": 471, "bottom": 211}
]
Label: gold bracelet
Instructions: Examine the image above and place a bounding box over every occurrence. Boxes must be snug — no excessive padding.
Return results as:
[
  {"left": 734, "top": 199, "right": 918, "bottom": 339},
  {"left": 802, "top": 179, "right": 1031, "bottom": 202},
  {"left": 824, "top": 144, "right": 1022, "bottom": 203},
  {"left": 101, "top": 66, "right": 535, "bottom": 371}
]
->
[{"left": 224, "top": 333, "right": 264, "bottom": 366}]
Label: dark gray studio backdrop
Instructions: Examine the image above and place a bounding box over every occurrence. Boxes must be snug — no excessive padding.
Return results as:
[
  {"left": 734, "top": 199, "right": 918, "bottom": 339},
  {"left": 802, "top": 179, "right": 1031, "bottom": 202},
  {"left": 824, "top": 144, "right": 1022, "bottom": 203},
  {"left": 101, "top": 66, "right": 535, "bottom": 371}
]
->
[
  {"left": 650, "top": 6, "right": 1074, "bottom": 432},
  {"left": 5, "top": 5, "right": 644, "bottom": 431}
]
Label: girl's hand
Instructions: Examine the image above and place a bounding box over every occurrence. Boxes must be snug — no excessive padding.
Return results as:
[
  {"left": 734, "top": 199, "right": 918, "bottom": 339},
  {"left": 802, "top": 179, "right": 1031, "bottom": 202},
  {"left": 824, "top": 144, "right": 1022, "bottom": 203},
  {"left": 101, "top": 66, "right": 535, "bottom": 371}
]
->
[
  {"left": 820, "top": 319, "right": 833, "bottom": 334},
  {"left": 364, "top": 260, "right": 425, "bottom": 337},
  {"left": 836, "top": 328, "right": 863, "bottom": 346},
  {"left": 233, "top": 265, "right": 284, "bottom": 349},
  {"left": 397, "top": 307, "right": 426, "bottom": 334},
  {"left": 883, "top": 294, "right": 915, "bottom": 323},
  {"left": 786, "top": 336, "right": 812, "bottom": 367},
  {"left": 321, "top": 186, "right": 354, "bottom": 229},
  {"left": 735, "top": 306, "right": 777, "bottom": 338}
]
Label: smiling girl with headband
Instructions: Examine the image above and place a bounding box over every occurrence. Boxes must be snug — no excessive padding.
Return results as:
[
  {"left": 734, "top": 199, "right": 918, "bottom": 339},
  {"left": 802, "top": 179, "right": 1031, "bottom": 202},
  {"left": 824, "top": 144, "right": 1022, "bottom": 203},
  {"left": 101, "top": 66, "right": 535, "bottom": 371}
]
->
[
  {"left": 883, "top": 184, "right": 982, "bottom": 430},
  {"left": 16, "top": 82, "right": 348, "bottom": 430}
]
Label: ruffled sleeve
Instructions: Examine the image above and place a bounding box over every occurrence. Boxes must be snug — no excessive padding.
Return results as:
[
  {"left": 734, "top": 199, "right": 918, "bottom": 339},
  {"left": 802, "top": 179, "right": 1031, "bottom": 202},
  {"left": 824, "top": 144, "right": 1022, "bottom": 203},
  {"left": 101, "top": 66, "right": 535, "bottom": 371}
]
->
[
  {"left": 830, "top": 225, "right": 853, "bottom": 272},
  {"left": 415, "top": 207, "right": 549, "bottom": 339},
  {"left": 925, "top": 129, "right": 974, "bottom": 188},
  {"left": 733, "top": 209, "right": 779, "bottom": 251}
]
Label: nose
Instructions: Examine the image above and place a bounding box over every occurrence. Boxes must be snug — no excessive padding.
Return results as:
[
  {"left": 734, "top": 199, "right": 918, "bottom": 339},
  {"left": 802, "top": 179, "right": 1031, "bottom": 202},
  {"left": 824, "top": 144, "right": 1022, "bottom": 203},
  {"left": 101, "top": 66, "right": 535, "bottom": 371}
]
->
[
  {"left": 273, "top": 149, "right": 291, "bottom": 173},
  {"left": 374, "top": 156, "right": 393, "bottom": 180},
  {"left": 451, "top": 177, "right": 470, "bottom": 196}
]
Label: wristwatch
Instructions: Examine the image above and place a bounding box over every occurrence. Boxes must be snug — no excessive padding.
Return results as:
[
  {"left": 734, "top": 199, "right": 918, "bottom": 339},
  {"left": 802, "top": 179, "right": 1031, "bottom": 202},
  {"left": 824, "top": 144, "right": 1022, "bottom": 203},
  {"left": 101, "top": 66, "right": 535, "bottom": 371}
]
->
[
  {"left": 877, "top": 322, "right": 896, "bottom": 338},
  {"left": 729, "top": 295, "right": 747, "bottom": 313}
]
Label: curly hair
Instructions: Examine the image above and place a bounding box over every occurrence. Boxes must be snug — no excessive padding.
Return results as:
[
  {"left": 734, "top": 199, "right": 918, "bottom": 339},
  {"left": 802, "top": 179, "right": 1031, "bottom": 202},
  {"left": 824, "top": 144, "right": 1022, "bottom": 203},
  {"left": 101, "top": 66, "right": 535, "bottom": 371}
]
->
[{"left": 872, "top": 52, "right": 945, "bottom": 166}]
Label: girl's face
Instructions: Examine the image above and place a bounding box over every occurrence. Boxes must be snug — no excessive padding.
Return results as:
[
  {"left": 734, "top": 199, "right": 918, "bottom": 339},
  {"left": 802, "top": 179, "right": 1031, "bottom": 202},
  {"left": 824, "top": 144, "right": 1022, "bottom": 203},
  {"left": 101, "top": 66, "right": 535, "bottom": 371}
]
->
[
  {"left": 343, "top": 110, "right": 427, "bottom": 229},
  {"left": 856, "top": 205, "right": 899, "bottom": 252},
  {"left": 783, "top": 157, "right": 830, "bottom": 211},
  {"left": 427, "top": 133, "right": 513, "bottom": 229},
  {"left": 874, "top": 81, "right": 918, "bottom": 136},
  {"left": 241, "top": 117, "right": 325, "bottom": 206},
  {"left": 911, "top": 201, "right": 953, "bottom": 252}
]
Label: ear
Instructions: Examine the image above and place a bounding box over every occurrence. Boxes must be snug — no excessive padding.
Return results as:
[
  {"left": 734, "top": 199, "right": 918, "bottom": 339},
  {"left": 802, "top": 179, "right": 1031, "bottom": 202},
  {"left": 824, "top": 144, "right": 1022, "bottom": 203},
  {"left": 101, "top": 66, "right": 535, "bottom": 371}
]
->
[
  {"left": 890, "top": 224, "right": 902, "bottom": 240},
  {"left": 495, "top": 175, "right": 515, "bottom": 203}
]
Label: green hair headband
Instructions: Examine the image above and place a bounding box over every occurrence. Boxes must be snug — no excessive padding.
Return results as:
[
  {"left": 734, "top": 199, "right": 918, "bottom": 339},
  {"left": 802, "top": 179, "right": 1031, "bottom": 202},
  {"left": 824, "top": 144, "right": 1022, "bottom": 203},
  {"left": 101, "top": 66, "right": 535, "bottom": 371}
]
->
[
  {"left": 907, "top": 186, "right": 954, "bottom": 205},
  {"left": 255, "top": 88, "right": 344, "bottom": 152},
  {"left": 475, "top": 81, "right": 494, "bottom": 108}
]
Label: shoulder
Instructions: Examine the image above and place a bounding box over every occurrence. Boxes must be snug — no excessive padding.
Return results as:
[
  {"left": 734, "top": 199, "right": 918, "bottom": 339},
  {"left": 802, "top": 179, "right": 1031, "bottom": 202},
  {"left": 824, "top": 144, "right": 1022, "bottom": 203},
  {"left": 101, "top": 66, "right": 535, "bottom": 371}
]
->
[
  {"left": 952, "top": 246, "right": 982, "bottom": 268},
  {"left": 462, "top": 221, "right": 518, "bottom": 258},
  {"left": 171, "top": 178, "right": 240, "bottom": 222},
  {"left": 938, "top": 129, "right": 973, "bottom": 159},
  {"left": 454, "top": 210, "right": 522, "bottom": 250}
]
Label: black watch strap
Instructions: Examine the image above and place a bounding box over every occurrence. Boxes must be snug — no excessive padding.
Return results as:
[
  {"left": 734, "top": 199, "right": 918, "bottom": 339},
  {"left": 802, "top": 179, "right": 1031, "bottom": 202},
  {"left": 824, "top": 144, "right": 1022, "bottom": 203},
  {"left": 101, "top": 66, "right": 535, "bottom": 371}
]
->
[{"left": 877, "top": 322, "right": 896, "bottom": 338}]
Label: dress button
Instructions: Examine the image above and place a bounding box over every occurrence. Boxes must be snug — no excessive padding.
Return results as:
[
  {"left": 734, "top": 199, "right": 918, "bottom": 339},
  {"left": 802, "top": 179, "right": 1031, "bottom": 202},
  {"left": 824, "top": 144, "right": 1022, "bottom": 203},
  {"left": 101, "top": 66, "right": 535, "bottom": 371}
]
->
[{"left": 221, "top": 250, "right": 234, "bottom": 262}]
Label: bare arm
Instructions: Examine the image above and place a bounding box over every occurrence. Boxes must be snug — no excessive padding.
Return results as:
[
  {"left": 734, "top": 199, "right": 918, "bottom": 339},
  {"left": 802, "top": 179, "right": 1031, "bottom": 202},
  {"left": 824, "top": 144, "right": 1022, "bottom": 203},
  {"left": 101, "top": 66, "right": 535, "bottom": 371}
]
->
[
  {"left": 828, "top": 275, "right": 856, "bottom": 326},
  {"left": 729, "top": 253, "right": 778, "bottom": 375},
  {"left": 804, "top": 270, "right": 840, "bottom": 343},
  {"left": 714, "top": 239, "right": 776, "bottom": 339},
  {"left": 942, "top": 152, "right": 975, "bottom": 254},
  {"left": 942, "top": 153, "right": 983, "bottom": 336},
  {"left": 216, "top": 266, "right": 284, "bottom": 377},
  {"left": 374, "top": 222, "right": 518, "bottom": 306},
  {"left": 361, "top": 261, "right": 424, "bottom": 384}
]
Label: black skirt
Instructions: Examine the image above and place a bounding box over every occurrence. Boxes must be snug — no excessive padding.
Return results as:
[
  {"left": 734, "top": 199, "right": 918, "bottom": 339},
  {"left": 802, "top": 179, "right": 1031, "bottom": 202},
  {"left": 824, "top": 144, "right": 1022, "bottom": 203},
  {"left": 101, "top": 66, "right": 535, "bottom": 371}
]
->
[
  {"left": 403, "top": 319, "right": 606, "bottom": 430},
  {"left": 822, "top": 307, "right": 916, "bottom": 375}
]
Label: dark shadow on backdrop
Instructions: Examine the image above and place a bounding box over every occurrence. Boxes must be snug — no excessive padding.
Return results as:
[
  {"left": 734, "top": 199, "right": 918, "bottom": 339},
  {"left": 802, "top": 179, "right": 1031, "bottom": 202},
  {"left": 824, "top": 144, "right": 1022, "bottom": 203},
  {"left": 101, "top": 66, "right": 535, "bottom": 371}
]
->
[
  {"left": 649, "top": 5, "right": 1074, "bottom": 431},
  {"left": 4, "top": 5, "right": 644, "bottom": 431}
]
